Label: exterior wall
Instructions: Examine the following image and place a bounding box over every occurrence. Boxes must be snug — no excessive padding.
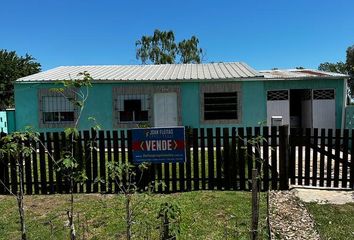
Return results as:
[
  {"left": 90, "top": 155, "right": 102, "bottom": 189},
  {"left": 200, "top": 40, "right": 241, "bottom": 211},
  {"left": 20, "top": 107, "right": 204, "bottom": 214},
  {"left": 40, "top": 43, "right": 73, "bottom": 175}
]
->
[
  {"left": 345, "top": 106, "right": 354, "bottom": 129},
  {"left": 14, "top": 78, "right": 345, "bottom": 132},
  {"left": 0, "top": 111, "right": 7, "bottom": 133},
  {"left": 264, "top": 79, "right": 344, "bottom": 129}
]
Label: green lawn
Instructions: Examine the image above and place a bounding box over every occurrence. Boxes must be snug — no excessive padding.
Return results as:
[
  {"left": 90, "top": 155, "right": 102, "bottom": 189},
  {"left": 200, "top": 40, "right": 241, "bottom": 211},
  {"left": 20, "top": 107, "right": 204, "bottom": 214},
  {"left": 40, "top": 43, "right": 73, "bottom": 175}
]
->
[
  {"left": 0, "top": 191, "right": 269, "bottom": 240},
  {"left": 305, "top": 202, "right": 354, "bottom": 240}
]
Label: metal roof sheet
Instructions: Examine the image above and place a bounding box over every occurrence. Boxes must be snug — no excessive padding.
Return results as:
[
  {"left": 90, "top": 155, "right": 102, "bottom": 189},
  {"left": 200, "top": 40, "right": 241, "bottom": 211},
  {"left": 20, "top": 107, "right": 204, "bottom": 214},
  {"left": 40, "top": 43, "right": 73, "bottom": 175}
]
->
[
  {"left": 17, "top": 62, "right": 263, "bottom": 82},
  {"left": 259, "top": 69, "right": 349, "bottom": 79}
]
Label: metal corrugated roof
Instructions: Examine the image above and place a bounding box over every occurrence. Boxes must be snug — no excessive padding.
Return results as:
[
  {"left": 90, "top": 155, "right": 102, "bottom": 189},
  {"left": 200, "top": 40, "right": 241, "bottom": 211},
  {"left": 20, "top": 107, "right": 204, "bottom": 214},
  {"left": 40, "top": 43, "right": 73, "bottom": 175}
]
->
[
  {"left": 17, "top": 62, "right": 263, "bottom": 82},
  {"left": 259, "top": 69, "right": 349, "bottom": 79}
]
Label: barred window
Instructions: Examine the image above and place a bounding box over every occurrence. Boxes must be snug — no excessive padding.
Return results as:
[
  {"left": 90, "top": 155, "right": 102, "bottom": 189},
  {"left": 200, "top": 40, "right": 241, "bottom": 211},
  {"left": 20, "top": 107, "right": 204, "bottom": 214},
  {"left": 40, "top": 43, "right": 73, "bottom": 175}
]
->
[
  {"left": 42, "top": 96, "right": 75, "bottom": 123},
  {"left": 313, "top": 89, "right": 335, "bottom": 100},
  {"left": 204, "top": 92, "right": 238, "bottom": 120},
  {"left": 267, "top": 90, "right": 289, "bottom": 101},
  {"left": 116, "top": 94, "right": 149, "bottom": 123}
]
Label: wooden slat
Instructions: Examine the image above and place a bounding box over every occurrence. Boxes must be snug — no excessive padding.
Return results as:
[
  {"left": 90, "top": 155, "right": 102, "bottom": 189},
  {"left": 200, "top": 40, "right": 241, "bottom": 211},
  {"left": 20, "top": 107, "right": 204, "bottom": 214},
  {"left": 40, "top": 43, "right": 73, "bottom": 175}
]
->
[
  {"left": 207, "top": 128, "right": 214, "bottom": 190},
  {"left": 262, "top": 126, "right": 270, "bottom": 191},
  {"left": 238, "top": 128, "right": 246, "bottom": 190},
  {"left": 246, "top": 127, "right": 253, "bottom": 190},
  {"left": 24, "top": 140, "right": 32, "bottom": 194},
  {"left": 326, "top": 129, "right": 333, "bottom": 187},
  {"left": 279, "top": 126, "right": 289, "bottom": 190},
  {"left": 91, "top": 129, "right": 98, "bottom": 193},
  {"left": 319, "top": 129, "right": 326, "bottom": 187},
  {"left": 271, "top": 127, "right": 277, "bottom": 190},
  {"left": 223, "top": 128, "right": 231, "bottom": 190},
  {"left": 46, "top": 132, "right": 55, "bottom": 194},
  {"left": 334, "top": 129, "right": 341, "bottom": 187},
  {"left": 39, "top": 133, "right": 47, "bottom": 194},
  {"left": 231, "top": 127, "right": 237, "bottom": 190},
  {"left": 289, "top": 128, "right": 296, "bottom": 185},
  {"left": 31, "top": 138, "right": 39, "bottom": 194},
  {"left": 312, "top": 128, "right": 318, "bottom": 187},
  {"left": 193, "top": 128, "right": 199, "bottom": 190},
  {"left": 61, "top": 132, "right": 71, "bottom": 193},
  {"left": 10, "top": 152, "right": 17, "bottom": 194},
  {"left": 342, "top": 129, "right": 349, "bottom": 188},
  {"left": 0, "top": 133, "right": 5, "bottom": 194},
  {"left": 52, "top": 132, "right": 61, "bottom": 193},
  {"left": 99, "top": 131, "right": 106, "bottom": 193},
  {"left": 200, "top": 128, "right": 206, "bottom": 190},
  {"left": 297, "top": 128, "right": 303, "bottom": 186},
  {"left": 215, "top": 128, "right": 222, "bottom": 190},
  {"left": 120, "top": 130, "right": 126, "bottom": 191},
  {"left": 106, "top": 131, "right": 113, "bottom": 193},
  {"left": 171, "top": 162, "right": 177, "bottom": 192},
  {"left": 164, "top": 163, "right": 170, "bottom": 193},
  {"left": 0, "top": 138, "right": 10, "bottom": 193},
  {"left": 304, "top": 128, "right": 311, "bottom": 186},
  {"left": 83, "top": 131, "right": 92, "bottom": 193},
  {"left": 112, "top": 131, "right": 119, "bottom": 193},
  {"left": 77, "top": 132, "right": 84, "bottom": 193},
  {"left": 185, "top": 129, "right": 192, "bottom": 191},
  {"left": 72, "top": 133, "right": 78, "bottom": 194},
  {"left": 351, "top": 129, "right": 354, "bottom": 189}
]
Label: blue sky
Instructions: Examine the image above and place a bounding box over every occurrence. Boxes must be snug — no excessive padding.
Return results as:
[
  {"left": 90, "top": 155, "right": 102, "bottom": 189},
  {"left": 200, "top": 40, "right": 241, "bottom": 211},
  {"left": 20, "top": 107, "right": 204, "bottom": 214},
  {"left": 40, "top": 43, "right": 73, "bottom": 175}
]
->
[{"left": 1, "top": 0, "right": 353, "bottom": 71}]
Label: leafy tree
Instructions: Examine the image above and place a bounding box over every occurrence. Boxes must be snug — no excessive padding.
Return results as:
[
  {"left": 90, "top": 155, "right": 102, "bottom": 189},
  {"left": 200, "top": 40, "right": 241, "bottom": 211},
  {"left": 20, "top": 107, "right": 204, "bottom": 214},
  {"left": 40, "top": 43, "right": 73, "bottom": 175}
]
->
[
  {"left": 318, "top": 61, "right": 347, "bottom": 74},
  {"left": 0, "top": 50, "right": 41, "bottom": 109},
  {"left": 178, "top": 36, "right": 203, "bottom": 64},
  {"left": 136, "top": 29, "right": 203, "bottom": 64},
  {"left": 0, "top": 130, "right": 39, "bottom": 240},
  {"left": 318, "top": 45, "right": 354, "bottom": 99}
]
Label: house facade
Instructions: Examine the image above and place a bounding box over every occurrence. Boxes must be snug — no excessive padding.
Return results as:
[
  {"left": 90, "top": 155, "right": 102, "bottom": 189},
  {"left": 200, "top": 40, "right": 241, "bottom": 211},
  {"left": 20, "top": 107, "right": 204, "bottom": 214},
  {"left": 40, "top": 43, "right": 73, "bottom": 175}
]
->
[{"left": 13, "top": 62, "right": 348, "bottom": 132}]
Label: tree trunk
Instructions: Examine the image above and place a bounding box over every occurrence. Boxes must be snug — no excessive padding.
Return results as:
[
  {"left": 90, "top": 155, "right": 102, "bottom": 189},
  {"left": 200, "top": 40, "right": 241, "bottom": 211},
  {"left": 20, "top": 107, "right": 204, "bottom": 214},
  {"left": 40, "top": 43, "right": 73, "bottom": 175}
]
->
[
  {"left": 126, "top": 194, "right": 132, "bottom": 240},
  {"left": 251, "top": 169, "right": 259, "bottom": 240},
  {"left": 69, "top": 177, "right": 76, "bottom": 240},
  {"left": 17, "top": 166, "right": 27, "bottom": 240}
]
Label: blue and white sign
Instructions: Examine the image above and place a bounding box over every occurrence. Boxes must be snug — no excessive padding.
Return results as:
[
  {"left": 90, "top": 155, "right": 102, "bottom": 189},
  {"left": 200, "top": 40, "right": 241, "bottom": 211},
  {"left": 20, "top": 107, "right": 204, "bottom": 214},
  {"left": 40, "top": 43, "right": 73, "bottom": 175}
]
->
[{"left": 131, "top": 127, "right": 186, "bottom": 164}]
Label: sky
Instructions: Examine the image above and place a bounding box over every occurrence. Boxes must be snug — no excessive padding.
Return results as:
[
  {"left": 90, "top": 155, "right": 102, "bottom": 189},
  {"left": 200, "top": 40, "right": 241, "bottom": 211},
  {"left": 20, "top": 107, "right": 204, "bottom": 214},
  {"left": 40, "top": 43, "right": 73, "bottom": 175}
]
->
[{"left": 1, "top": 0, "right": 353, "bottom": 71}]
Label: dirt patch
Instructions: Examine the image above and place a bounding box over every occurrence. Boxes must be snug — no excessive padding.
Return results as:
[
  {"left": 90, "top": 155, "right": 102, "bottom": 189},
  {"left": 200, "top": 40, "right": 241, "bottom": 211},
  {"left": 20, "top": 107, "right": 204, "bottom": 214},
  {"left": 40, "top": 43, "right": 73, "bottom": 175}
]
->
[
  {"left": 292, "top": 188, "right": 354, "bottom": 204},
  {"left": 269, "top": 191, "right": 320, "bottom": 240}
]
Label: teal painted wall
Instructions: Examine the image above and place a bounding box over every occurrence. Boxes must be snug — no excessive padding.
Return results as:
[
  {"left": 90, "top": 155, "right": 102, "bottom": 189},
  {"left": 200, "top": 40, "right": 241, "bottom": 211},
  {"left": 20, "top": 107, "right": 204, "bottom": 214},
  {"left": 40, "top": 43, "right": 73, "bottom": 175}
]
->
[
  {"left": 264, "top": 79, "right": 345, "bottom": 129},
  {"left": 345, "top": 106, "right": 354, "bottom": 129},
  {"left": 0, "top": 111, "right": 7, "bottom": 133},
  {"left": 6, "top": 110, "right": 16, "bottom": 133},
  {"left": 14, "top": 78, "right": 346, "bottom": 132}
]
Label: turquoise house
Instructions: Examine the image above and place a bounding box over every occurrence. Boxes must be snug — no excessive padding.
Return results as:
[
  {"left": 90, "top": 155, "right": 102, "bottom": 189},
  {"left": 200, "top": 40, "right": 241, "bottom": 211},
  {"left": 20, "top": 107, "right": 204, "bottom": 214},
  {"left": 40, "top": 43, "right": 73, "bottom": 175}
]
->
[{"left": 13, "top": 62, "right": 348, "bottom": 132}]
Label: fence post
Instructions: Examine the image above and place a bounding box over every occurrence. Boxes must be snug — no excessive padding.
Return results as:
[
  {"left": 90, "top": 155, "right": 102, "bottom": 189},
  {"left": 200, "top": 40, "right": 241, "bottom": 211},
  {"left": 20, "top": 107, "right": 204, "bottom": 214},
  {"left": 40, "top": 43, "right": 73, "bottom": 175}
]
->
[{"left": 279, "top": 125, "right": 289, "bottom": 190}]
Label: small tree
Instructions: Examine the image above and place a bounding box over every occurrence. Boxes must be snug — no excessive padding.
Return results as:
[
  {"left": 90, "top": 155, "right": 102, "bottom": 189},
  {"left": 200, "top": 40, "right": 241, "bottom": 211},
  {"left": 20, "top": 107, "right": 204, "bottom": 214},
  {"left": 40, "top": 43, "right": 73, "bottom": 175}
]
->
[
  {"left": 107, "top": 162, "right": 150, "bottom": 239},
  {"left": 157, "top": 202, "right": 181, "bottom": 240},
  {"left": 52, "top": 71, "right": 93, "bottom": 240},
  {"left": 0, "top": 130, "right": 39, "bottom": 240}
]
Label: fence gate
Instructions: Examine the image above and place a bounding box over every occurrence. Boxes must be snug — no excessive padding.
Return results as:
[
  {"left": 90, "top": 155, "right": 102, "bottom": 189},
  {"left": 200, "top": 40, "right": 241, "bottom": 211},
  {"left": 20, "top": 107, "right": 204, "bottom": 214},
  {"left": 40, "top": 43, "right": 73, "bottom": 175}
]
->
[{"left": 289, "top": 128, "right": 353, "bottom": 189}]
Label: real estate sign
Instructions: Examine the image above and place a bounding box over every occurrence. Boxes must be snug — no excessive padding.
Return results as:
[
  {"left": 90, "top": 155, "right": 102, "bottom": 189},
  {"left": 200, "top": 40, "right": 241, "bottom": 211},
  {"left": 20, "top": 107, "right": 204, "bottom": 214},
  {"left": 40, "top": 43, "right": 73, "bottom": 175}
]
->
[{"left": 131, "top": 127, "right": 186, "bottom": 164}]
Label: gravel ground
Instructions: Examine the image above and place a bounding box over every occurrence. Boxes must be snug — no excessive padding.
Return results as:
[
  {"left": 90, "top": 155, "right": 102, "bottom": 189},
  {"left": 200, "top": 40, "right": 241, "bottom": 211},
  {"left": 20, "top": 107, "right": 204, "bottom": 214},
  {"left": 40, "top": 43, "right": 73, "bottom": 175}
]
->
[{"left": 269, "top": 191, "right": 320, "bottom": 240}]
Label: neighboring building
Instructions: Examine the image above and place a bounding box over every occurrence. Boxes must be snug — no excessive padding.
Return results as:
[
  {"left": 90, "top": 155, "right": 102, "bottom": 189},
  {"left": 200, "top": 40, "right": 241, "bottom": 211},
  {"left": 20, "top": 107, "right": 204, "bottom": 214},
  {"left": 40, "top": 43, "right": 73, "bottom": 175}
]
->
[
  {"left": 0, "top": 109, "right": 16, "bottom": 133},
  {"left": 12, "top": 62, "right": 348, "bottom": 132}
]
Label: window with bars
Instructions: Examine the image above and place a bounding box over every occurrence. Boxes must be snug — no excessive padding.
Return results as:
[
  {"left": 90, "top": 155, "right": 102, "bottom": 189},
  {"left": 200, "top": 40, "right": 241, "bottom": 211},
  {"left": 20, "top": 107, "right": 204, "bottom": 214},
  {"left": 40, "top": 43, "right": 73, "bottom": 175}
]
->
[
  {"left": 313, "top": 89, "right": 335, "bottom": 100},
  {"left": 267, "top": 90, "right": 289, "bottom": 101},
  {"left": 116, "top": 94, "right": 149, "bottom": 123},
  {"left": 204, "top": 92, "right": 238, "bottom": 120},
  {"left": 42, "top": 96, "right": 75, "bottom": 123}
]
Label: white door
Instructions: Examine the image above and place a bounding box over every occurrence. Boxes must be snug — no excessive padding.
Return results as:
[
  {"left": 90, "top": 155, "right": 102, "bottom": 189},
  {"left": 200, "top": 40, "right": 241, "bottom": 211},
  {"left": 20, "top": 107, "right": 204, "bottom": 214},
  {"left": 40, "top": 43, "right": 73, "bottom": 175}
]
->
[
  {"left": 312, "top": 89, "right": 336, "bottom": 129},
  {"left": 154, "top": 92, "right": 178, "bottom": 127},
  {"left": 266, "top": 90, "right": 290, "bottom": 126}
]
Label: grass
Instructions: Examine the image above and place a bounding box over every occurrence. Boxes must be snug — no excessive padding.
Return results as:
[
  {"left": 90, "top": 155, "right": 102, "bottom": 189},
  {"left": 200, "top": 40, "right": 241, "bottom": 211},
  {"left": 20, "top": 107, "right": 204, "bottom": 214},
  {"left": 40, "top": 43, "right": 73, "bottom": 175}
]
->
[
  {"left": 305, "top": 202, "right": 354, "bottom": 240},
  {"left": 0, "top": 191, "right": 269, "bottom": 240}
]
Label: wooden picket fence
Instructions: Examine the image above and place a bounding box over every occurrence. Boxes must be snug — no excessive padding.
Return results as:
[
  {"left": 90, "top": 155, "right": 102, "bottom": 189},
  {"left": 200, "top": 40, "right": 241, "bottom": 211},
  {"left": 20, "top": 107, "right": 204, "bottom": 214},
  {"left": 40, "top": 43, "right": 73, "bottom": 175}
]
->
[{"left": 0, "top": 126, "right": 353, "bottom": 195}]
